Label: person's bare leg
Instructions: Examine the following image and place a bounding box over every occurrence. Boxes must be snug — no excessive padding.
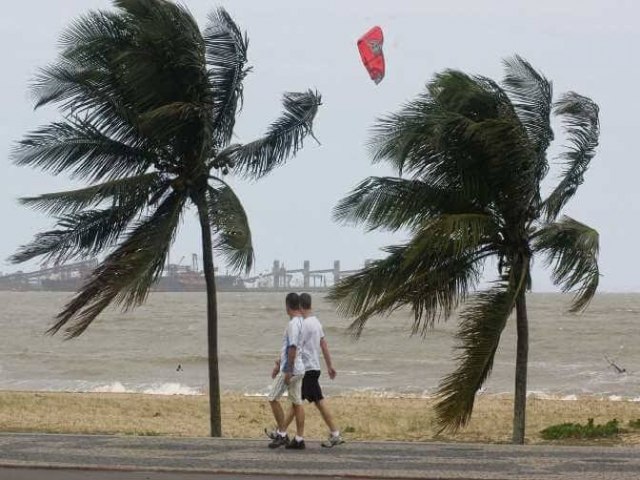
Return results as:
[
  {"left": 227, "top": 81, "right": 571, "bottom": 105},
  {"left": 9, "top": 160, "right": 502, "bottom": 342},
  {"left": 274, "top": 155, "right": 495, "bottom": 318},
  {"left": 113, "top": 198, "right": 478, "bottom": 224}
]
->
[
  {"left": 314, "top": 399, "right": 338, "bottom": 433},
  {"left": 292, "top": 403, "right": 305, "bottom": 437},
  {"left": 269, "top": 401, "right": 286, "bottom": 431},
  {"left": 283, "top": 405, "right": 295, "bottom": 430}
]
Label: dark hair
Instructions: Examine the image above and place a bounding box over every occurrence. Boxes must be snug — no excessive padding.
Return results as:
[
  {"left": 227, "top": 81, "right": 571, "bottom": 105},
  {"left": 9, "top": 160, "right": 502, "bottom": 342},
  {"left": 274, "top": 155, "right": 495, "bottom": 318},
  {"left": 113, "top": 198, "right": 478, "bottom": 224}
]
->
[
  {"left": 285, "top": 292, "right": 300, "bottom": 310},
  {"left": 300, "top": 293, "right": 312, "bottom": 310}
]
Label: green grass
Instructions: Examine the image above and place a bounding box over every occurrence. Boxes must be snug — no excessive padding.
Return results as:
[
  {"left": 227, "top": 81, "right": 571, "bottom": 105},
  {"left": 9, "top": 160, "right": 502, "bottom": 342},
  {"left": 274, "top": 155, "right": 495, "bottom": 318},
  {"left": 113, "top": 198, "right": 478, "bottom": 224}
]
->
[
  {"left": 540, "top": 418, "right": 620, "bottom": 440},
  {"left": 628, "top": 419, "right": 640, "bottom": 429}
]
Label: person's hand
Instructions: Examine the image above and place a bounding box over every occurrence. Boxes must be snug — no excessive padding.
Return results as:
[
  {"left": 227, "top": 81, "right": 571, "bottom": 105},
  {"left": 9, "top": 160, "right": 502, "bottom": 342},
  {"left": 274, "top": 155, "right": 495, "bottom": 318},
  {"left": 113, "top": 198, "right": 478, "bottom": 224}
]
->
[
  {"left": 271, "top": 364, "right": 279, "bottom": 379},
  {"left": 328, "top": 367, "right": 337, "bottom": 380},
  {"left": 284, "top": 372, "right": 293, "bottom": 385}
]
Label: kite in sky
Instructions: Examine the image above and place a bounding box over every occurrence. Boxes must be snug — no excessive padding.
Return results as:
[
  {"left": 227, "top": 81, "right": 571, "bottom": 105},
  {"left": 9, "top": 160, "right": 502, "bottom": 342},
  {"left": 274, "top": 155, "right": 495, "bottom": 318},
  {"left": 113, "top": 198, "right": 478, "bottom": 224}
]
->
[{"left": 357, "top": 26, "right": 385, "bottom": 84}]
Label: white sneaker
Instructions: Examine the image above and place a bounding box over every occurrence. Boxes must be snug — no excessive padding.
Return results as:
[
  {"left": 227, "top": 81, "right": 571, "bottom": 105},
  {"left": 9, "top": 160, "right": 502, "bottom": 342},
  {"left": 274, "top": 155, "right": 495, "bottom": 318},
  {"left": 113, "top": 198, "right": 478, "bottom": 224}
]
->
[{"left": 321, "top": 434, "right": 345, "bottom": 448}]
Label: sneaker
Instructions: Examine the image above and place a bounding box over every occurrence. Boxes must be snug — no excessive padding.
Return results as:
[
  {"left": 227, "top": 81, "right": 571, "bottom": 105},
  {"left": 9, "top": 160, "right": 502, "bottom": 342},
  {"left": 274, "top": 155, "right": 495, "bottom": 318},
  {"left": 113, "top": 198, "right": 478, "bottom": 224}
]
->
[
  {"left": 321, "top": 434, "right": 345, "bottom": 448},
  {"left": 268, "top": 434, "right": 289, "bottom": 449},
  {"left": 285, "top": 437, "right": 306, "bottom": 450},
  {"left": 264, "top": 427, "right": 278, "bottom": 440}
]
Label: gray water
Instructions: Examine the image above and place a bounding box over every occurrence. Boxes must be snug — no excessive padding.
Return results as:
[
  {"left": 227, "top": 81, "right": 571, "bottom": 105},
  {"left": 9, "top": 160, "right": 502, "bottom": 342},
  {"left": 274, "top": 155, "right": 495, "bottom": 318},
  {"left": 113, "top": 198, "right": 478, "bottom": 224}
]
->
[{"left": 0, "top": 292, "right": 638, "bottom": 398}]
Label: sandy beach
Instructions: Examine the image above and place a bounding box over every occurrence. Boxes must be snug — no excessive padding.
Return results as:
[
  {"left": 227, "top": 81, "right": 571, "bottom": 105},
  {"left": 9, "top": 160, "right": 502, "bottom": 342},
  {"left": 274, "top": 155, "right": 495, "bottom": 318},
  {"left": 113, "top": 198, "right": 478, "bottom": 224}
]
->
[{"left": 1, "top": 391, "right": 638, "bottom": 445}]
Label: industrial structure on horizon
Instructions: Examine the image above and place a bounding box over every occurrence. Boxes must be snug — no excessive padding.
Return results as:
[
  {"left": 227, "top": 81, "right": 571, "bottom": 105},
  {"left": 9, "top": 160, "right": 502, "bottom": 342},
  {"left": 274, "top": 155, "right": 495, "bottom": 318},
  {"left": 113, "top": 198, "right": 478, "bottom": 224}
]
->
[{"left": 0, "top": 256, "right": 370, "bottom": 292}]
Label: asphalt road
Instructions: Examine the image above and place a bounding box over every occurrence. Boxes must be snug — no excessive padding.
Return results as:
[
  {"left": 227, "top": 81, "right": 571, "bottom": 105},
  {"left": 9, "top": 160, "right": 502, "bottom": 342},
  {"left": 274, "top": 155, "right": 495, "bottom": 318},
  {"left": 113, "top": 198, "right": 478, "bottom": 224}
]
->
[
  {"left": 1, "top": 433, "right": 639, "bottom": 480},
  {"left": 0, "top": 468, "right": 343, "bottom": 480}
]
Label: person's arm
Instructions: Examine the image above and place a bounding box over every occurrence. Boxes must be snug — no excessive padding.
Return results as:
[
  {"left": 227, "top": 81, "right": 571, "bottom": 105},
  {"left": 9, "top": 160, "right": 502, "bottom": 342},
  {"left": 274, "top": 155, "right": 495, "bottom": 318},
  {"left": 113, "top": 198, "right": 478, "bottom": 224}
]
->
[
  {"left": 272, "top": 357, "right": 280, "bottom": 379},
  {"left": 284, "top": 318, "right": 303, "bottom": 384},
  {"left": 320, "top": 337, "right": 336, "bottom": 380},
  {"left": 284, "top": 345, "right": 297, "bottom": 384}
]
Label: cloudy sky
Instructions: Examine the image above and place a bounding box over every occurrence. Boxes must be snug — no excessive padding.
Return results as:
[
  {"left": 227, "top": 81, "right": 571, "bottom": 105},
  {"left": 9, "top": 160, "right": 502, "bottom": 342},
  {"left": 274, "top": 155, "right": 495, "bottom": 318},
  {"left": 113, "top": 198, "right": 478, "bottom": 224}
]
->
[{"left": 0, "top": 0, "right": 637, "bottom": 291}]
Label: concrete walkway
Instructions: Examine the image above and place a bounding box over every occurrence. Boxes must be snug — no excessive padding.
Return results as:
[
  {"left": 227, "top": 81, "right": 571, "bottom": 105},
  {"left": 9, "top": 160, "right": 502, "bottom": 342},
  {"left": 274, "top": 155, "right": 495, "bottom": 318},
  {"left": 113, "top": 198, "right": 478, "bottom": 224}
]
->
[{"left": 0, "top": 433, "right": 638, "bottom": 479}]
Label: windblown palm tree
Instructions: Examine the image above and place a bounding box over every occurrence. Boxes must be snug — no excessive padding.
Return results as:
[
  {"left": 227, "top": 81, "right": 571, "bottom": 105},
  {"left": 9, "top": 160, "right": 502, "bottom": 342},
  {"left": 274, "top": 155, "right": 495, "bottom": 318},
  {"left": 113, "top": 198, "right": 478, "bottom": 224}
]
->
[
  {"left": 329, "top": 56, "right": 599, "bottom": 444},
  {"left": 11, "top": 0, "right": 321, "bottom": 437}
]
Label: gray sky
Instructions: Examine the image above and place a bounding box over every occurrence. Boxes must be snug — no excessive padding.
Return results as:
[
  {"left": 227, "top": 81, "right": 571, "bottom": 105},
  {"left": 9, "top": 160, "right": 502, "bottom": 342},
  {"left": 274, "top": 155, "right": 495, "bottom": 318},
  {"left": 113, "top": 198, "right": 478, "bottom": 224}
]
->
[{"left": 1, "top": 0, "right": 637, "bottom": 291}]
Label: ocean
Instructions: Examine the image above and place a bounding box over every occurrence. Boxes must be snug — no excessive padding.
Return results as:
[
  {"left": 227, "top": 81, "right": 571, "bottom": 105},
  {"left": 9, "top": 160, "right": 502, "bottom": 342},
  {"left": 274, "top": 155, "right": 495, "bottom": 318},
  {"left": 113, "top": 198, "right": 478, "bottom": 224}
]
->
[{"left": 1, "top": 291, "right": 638, "bottom": 399}]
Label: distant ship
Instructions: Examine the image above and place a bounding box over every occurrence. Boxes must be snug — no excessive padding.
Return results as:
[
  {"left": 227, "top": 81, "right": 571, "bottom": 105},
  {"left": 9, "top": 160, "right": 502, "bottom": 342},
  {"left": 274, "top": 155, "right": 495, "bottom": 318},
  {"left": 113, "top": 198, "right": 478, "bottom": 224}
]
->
[{"left": 154, "top": 271, "right": 246, "bottom": 292}]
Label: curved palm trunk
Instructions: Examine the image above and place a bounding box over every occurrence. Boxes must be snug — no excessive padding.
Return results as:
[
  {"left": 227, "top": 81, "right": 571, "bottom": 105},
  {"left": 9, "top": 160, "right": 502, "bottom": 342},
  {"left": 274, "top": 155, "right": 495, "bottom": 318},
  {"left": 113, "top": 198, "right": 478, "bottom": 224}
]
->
[
  {"left": 195, "top": 195, "right": 222, "bottom": 437},
  {"left": 512, "top": 286, "right": 529, "bottom": 444}
]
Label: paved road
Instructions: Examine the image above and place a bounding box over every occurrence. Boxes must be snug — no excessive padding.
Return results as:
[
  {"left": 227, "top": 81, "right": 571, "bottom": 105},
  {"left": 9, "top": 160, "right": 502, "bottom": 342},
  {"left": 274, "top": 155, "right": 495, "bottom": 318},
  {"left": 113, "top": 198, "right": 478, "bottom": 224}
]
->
[
  {"left": 1, "top": 433, "right": 639, "bottom": 479},
  {"left": 0, "top": 468, "right": 338, "bottom": 480}
]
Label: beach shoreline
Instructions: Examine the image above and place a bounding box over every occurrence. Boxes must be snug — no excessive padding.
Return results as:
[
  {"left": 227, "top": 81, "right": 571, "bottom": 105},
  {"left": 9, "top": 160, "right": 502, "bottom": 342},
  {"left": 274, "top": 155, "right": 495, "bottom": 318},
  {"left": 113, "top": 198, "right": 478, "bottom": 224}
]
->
[{"left": 1, "top": 391, "right": 639, "bottom": 445}]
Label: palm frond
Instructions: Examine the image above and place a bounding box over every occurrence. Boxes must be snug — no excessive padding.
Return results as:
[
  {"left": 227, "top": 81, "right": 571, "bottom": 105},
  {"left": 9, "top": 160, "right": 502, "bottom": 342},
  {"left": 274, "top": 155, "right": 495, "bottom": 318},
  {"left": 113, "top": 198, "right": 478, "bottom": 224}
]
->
[
  {"left": 230, "top": 90, "right": 321, "bottom": 179},
  {"left": 369, "top": 71, "right": 534, "bottom": 212},
  {"left": 19, "top": 172, "right": 165, "bottom": 216},
  {"left": 463, "top": 116, "right": 535, "bottom": 199},
  {"left": 13, "top": 118, "right": 153, "bottom": 181},
  {"left": 10, "top": 179, "right": 168, "bottom": 266},
  {"left": 331, "top": 245, "right": 489, "bottom": 338},
  {"left": 368, "top": 88, "right": 441, "bottom": 175},
  {"left": 204, "top": 7, "right": 250, "bottom": 147},
  {"left": 32, "top": 59, "right": 150, "bottom": 154},
  {"left": 137, "top": 102, "right": 204, "bottom": 144},
  {"left": 33, "top": 4, "right": 206, "bottom": 152},
  {"left": 31, "top": 10, "right": 152, "bottom": 152},
  {"left": 112, "top": 0, "right": 207, "bottom": 113},
  {"left": 368, "top": 71, "right": 504, "bottom": 177},
  {"left": 33, "top": 10, "right": 130, "bottom": 111},
  {"left": 330, "top": 214, "right": 498, "bottom": 336},
  {"left": 502, "top": 55, "right": 553, "bottom": 171},
  {"left": 435, "top": 274, "right": 524, "bottom": 431},
  {"left": 408, "top": 214, "right": 500, "bottom": 258},
  {"left": 533, "top": 216, "right": 599, "bottom": 312},
  {"left": 113, "top": 0, "right": 169, "bottom": 18},
  {"left": 49, "top": 191, "right": 184, "bottom": 338},
  {"left": 333, "top": 176, "right": 476, "bottom": 232},
  {"left": 207, "top": 182, "right": 254, "bottom": 273},
  {"left": 543, "top": 92, "right": 599, "bottom": 222},
  {"left": 56, "top": 0, "right": 209, "bottom": 159},
  {"left": 11, "top": 208, "right": 136, "bottom": 266}
]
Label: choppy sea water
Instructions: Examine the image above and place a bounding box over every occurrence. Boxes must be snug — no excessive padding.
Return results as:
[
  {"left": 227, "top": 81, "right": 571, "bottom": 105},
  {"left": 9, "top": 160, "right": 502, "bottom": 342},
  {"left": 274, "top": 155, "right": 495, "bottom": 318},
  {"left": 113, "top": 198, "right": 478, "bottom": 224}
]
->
[{"left": 0, "top": 292, "right": 638, "bottom": 399}]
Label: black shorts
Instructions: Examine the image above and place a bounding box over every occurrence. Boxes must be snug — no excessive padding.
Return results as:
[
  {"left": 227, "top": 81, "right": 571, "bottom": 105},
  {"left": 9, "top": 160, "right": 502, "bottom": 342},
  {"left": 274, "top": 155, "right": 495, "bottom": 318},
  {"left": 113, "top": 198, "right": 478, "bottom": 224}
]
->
[{"left": 301, "top": 370, "right": 323, "bottom": 403}]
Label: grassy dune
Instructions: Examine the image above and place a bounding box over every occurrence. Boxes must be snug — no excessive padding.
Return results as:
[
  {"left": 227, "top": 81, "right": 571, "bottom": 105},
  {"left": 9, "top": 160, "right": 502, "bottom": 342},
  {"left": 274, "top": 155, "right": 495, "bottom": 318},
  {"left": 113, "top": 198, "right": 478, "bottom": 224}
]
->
[{"left": 1, "top": 392, "right": 639, "bottom": 445}]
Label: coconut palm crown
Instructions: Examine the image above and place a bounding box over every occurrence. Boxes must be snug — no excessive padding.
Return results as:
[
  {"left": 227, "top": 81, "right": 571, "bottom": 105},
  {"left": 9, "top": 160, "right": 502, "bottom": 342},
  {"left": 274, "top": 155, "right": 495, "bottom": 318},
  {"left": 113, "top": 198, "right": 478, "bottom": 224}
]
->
[
  {"left": 11, "top": 0, "right": 321, "bottom": 436},
  {"left": 329, "top": 56, "right": 599, "bottom": 443}
]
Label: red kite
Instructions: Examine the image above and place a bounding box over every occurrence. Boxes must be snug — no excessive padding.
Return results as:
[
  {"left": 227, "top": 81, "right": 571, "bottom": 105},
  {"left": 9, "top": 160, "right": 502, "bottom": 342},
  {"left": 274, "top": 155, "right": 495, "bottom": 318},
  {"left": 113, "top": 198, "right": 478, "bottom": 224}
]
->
[{"left": 357, "top": 26, "right": 385, "bottom": 84}]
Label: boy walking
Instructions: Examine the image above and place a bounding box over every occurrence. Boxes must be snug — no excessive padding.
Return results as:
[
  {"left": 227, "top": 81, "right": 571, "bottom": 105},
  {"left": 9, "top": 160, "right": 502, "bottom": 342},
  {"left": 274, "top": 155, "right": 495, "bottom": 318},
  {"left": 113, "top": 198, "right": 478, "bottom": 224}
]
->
[
  {"left": 267, "top": 293, "right": 344, "bottom": 447},
  {"left": 267, "top": 292, "right": 306, "bottom": 449}
]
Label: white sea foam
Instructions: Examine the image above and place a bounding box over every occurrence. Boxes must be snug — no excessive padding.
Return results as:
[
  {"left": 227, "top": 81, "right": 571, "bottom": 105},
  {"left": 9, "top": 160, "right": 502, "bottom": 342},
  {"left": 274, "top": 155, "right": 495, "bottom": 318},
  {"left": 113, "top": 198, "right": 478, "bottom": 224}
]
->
[
  {"left": 241, "top": 392, "right": 269, "bottom": 398},
  {"left": 91, "top": 382, "right": 128, "bottom": 394},
  {"left": 90, "top": 381, "right": 203, "bottom": 396},
  {"left": 142, "top": 383, "right": 202, "bottom": 396},
  {"left": 342, "top": 370, "right": 394, "bottom": 376},
  {"left": 527, "top": 391, "right": 640, "bottom": 402}
]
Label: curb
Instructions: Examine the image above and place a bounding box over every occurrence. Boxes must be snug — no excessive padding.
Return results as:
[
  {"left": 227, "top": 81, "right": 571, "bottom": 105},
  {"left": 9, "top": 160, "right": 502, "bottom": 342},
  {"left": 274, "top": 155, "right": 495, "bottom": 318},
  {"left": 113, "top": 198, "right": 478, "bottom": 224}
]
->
[{"left": 0, "top": 461, "right": 489, "bottom": 480}]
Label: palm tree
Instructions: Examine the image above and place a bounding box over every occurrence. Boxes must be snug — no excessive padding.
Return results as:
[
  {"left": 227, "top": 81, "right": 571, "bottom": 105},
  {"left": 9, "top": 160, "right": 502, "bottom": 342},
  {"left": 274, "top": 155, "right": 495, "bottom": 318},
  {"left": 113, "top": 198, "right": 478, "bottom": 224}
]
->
[
  {"left": 329, "top": 56, "right": 599, "bottom": 444},
  {"left": 11, "top": 0, "right": 321, "bottom": 437}
]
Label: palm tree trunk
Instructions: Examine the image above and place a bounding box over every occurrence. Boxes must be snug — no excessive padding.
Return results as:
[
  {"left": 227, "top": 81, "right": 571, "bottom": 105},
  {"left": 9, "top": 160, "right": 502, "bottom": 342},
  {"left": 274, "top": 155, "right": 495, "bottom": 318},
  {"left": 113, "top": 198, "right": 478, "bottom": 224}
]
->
[
  {"left": 195, "top": 194, "right": 222, "bottom": 437},
  {"left": 512, "top": 286, "right": 528, "bottom": 444}
]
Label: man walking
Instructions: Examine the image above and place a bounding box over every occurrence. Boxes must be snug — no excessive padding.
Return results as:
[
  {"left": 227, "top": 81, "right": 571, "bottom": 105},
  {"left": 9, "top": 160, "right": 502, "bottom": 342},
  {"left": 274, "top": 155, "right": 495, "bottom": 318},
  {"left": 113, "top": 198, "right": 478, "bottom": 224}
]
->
[
  {"left": 267, "top": 292, "right": 306, "bottom": 449},
  {"left": 267, "top": 293, "right": 344, "bottom": 447}
]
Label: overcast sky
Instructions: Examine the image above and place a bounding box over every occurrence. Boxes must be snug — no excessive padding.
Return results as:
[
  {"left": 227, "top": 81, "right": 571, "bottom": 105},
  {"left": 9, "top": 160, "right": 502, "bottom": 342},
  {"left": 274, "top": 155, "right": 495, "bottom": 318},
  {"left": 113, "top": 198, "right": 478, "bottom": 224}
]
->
[{"left": 1, "top": 0, "right": 637, "bottom": 291}]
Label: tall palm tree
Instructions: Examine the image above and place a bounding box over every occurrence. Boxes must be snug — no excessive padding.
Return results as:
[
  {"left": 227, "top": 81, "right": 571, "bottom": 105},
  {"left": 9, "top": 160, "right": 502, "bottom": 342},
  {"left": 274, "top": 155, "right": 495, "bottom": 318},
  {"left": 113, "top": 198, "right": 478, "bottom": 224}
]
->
[
  {"left": 11, "top": 0, "right": 321, "bottom": 437},
  {"left": 329, "top": 56, "right": 599, "bottom": 444}
]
